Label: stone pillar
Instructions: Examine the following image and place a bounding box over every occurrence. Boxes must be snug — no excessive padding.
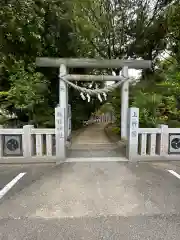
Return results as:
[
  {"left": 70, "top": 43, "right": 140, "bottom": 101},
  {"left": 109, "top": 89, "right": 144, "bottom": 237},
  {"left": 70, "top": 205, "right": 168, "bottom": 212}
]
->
[
  {"left": 23, "top": 125, "right": 34, "bottom": 157},
  {"left": 56, "top": 64, "right": 68, "bottom": 161},
  {"left": 126, "top": 107, "right": 139, "bottom": 160},
  {"left": 67, "top": 104, "right": 72, "bottom": 140},
  {"left": 66, "top": 78, "right": 69, "bottom": 140},
  {"left": 121, "top": 66, "right": 129, "bottom": 140},
  {"left": 55, "top": 106, "right": 66, "bottom": 160},
  {"left": 159, "top": 124, "right": 169, "bottom": 156},
  {"left": 0, "top": 125, "right": 3, "bottom": 158}
]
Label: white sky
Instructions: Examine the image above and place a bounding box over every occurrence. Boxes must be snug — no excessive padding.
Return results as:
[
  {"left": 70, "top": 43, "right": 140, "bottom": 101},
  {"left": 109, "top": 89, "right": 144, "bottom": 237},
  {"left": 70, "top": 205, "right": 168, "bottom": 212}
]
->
[
  {"left": 128, "top": 68, "right": 141, "bottom": 78},
  {"left": 106, "top": 68, "right": 140, "bottom": 85}
]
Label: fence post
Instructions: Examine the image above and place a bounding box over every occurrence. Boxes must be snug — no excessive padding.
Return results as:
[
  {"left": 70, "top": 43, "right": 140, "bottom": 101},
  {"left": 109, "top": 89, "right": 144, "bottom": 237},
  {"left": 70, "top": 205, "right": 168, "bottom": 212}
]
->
[
  {"left": 23, "top": 125, "right": 34, "bottom": 157},
  {"left": 159, "top": 124, "right": 169, "bottom": 156},
  {"left": 67, "top": 104, "right": 72, "bottom": 141},
  {"left": 55, "top": 106, "right": 66, "bottom": 161},
  {"left": 126, "top": 107, "right": 139, "bottom": 160},
  {"left": 0, "top": 125, "right": 3, "bottom": 158}
]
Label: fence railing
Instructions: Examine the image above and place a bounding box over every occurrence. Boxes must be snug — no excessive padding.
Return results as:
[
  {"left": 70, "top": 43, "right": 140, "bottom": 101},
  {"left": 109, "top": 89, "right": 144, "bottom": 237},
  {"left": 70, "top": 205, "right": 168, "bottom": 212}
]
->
[
  {"left": 90, "top": 113, "right": 115, "bottom": 123},
  {"left": 129, "top": 124, "right": 180, "bottom": 161},
  {"left": 138, "top": 128, "right": 162, "bottom": 156},
  {"left": 0, "top": 125, "right": 56, "bottom": 163},
  {"left": 31, "top": 128, "right": 55, "bottom": 157},
  {"left": 2, "top": 122, "right": 180, "bottom": 162}
]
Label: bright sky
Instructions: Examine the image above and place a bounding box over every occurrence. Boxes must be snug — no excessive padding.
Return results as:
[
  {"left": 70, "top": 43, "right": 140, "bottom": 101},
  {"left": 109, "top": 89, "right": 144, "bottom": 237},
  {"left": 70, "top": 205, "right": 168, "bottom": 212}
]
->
[
  {"left": 106, "top": 68, "right": 141, "bottom": 85},
  {"left": 128, "top": 69, "right": 141, "bottom": 79}
]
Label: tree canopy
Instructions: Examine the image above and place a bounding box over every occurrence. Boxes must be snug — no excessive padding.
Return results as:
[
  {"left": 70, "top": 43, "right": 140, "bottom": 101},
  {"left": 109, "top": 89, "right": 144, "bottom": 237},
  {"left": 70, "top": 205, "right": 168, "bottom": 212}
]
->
[{"left": 0, "top": 0, "right": 180, "bottom": 130}]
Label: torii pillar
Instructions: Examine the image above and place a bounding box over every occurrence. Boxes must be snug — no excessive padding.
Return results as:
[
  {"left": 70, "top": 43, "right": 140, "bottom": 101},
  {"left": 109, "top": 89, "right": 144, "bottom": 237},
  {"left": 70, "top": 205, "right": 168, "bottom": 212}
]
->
[
  {"left": 54, "top": 64, "right": 68, "bottom": 161},
  {"left": 121, "top": 66, "right": 129, "bottom": 140}
]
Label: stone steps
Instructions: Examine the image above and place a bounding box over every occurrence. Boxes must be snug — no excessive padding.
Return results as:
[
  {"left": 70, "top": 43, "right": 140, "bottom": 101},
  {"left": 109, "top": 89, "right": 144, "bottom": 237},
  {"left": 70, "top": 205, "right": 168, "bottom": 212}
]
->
[{"left": 70, "top": 142, "right": 119, "bottom": 150}]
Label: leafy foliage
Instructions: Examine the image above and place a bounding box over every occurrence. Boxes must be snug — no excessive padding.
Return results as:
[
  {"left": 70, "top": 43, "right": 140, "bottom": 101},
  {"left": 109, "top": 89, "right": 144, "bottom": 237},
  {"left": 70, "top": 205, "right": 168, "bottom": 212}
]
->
[
  {"left": 0, "top": 0, "right": 180, "bottom": 131},
  {"left": 0, "top": 0, "right": 101, "bottom": 128},
  {"left": 67, "top": 0, "right": 172, "bottom": 61}
]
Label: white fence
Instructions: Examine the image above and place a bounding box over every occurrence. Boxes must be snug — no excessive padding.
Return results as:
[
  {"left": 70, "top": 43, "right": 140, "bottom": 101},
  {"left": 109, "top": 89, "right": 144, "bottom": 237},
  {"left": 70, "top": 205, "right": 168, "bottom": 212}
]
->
[
  {"left": 127, "top": 107, "right": 180, "bottom": 161},
  {"left": 3, "top": 107, "right": 180, "bottom": 163},
  {"left": 128, "top": 120, "right": 180, "bottom": 161},
  {"left": 0, "top": 110, "right": 114, "bottom": 163},
  {"left": 0, "top": 125, "right": 57, "bottom": 163}
]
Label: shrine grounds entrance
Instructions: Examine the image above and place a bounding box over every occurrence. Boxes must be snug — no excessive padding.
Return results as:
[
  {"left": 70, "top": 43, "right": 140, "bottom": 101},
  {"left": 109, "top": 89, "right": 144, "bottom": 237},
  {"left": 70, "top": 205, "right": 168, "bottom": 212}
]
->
[
  {"left": 36, "top": 58, "right": 151, "bottom": 162},
  {"left": 67, "top": 117, "right": 126, "bottom": 160}
]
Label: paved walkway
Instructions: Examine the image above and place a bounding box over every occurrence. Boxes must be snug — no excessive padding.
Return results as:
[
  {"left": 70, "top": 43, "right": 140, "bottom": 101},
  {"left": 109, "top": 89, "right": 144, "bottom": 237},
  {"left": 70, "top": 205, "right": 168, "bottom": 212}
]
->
[
  {"left": 71, "top": 123, "right": 110, "bottom": 146},
  {"left": 68, "top": 123, "right": 124, "bottom": 158}
]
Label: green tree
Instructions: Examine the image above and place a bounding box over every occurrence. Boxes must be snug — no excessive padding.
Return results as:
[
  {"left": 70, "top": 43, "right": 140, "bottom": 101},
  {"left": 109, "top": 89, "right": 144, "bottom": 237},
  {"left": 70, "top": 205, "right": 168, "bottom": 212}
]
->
[
  {"left": 67, "top": 0, "right": 172, "bottom": 61},
  {"left": 0, "top": 0, "right": 100, "bottom": 128},
  {"left": 166, "top": 1, "right": 180, "bottom": 63}
]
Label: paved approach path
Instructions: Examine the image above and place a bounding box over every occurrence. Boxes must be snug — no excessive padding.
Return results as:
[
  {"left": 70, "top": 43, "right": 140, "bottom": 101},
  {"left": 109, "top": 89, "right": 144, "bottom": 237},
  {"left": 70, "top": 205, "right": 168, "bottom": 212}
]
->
[
  {"left": 68, "top": 123, "right": 124, "bottom": 158},
  {"left": 72, "top": 123, "right": 110, "bottom": 146}
]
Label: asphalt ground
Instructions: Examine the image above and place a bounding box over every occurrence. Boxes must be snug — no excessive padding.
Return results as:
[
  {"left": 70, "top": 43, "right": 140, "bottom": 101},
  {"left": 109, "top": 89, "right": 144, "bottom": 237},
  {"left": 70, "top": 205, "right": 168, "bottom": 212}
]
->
[
  {"left": 0, "top": 164, "right": 55, "bottom": 202},
  {"left": 1, "top": 161, "right": 180, "bottom": 239}
]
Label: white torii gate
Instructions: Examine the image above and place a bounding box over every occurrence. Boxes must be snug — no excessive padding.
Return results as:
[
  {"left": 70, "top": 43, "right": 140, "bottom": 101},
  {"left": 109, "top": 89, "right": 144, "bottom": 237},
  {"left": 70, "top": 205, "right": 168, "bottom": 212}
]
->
[{"left": 36, "top": 58, "right": 152, "bottom": 160}]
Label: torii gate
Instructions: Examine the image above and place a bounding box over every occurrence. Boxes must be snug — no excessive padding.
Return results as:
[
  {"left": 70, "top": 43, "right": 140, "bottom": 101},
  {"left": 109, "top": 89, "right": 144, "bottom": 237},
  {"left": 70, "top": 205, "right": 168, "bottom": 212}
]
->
[{"left": 36, "top": 58, "right": 151, "bottom": 159}]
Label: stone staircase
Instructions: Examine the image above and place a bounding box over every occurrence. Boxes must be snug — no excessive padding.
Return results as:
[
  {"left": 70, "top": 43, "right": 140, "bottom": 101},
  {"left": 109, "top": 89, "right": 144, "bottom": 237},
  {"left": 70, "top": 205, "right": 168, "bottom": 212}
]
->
[
  {"left": 67, "top": 142, "right": 126, "bottom": 158},
  {"left": 70, "top": 142, "right": 118, "bottom": 150},
  {"left": 67, "top": 123, "right": 126, "bottom": 158}
]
